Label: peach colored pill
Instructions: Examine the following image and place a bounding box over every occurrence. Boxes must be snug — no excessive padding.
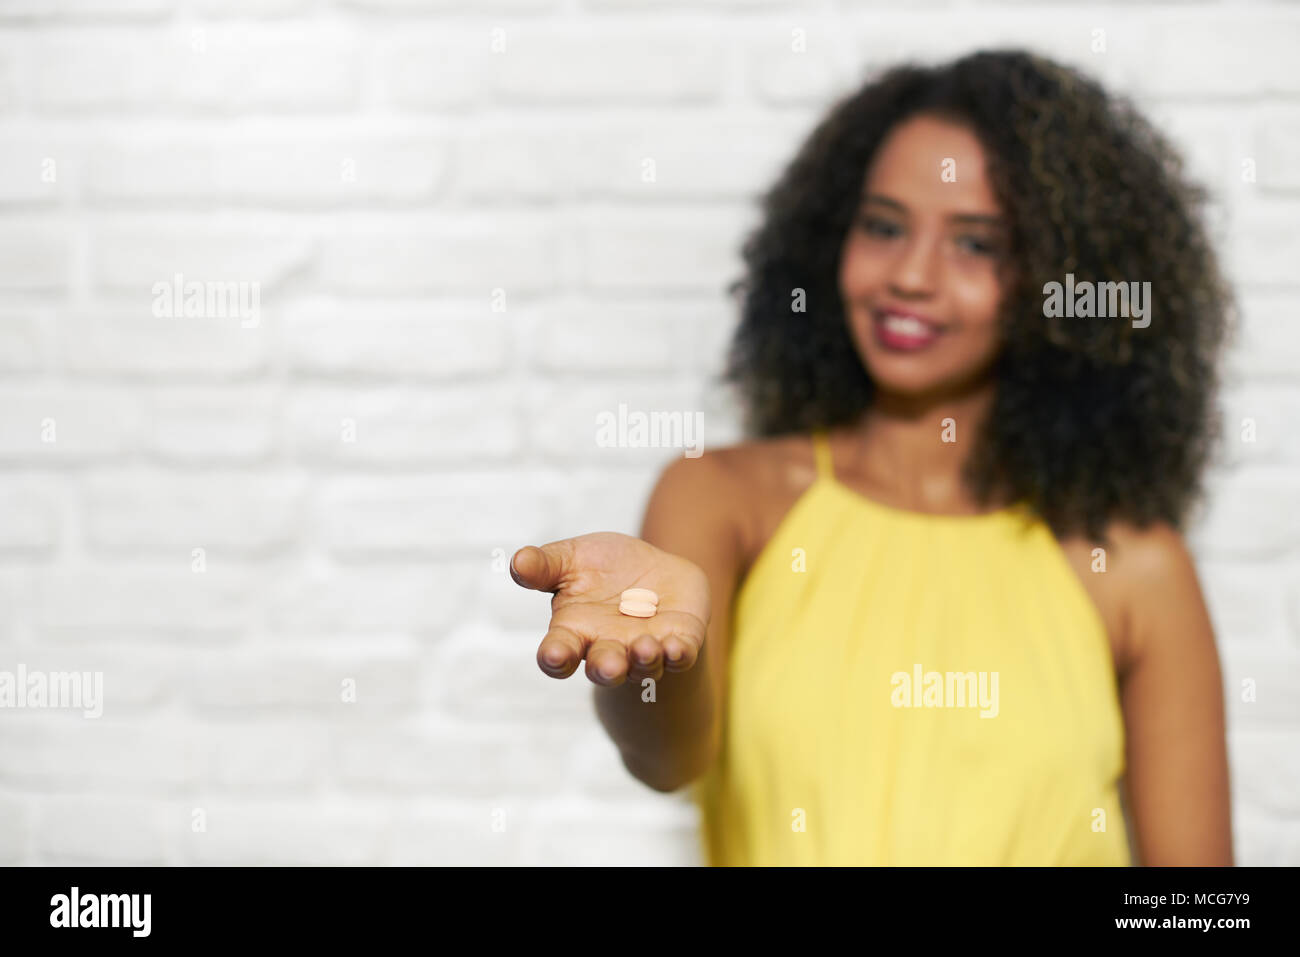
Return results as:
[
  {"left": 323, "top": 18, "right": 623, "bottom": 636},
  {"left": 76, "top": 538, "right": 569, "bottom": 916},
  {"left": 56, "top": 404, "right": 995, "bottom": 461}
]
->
[
  {"left": 620, "top": 588, "right": 659, "bottom": 605},
  {"left": 618, "top": 600, "right": 658, "bottom": 618}
]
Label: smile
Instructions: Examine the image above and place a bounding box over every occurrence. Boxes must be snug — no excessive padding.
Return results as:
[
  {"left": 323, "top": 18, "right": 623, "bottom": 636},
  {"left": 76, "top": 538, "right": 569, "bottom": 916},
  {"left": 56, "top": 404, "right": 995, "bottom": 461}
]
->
[{"left": 870, "top": 308, "right": 946, "bottom": 351}]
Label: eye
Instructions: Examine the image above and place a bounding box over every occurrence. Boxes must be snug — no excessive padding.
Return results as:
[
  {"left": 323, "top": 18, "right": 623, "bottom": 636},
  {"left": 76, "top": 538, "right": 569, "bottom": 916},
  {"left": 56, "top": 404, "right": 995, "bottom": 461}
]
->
[
  {"left": 955, "top": 234, "right": 997, "bottom": 256},
  {"left": 857, "top": 215, "right": 901, "bottom": 238}
]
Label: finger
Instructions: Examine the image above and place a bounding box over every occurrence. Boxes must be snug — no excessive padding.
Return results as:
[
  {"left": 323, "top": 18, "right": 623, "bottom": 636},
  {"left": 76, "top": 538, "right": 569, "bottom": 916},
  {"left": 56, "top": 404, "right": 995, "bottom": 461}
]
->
[
  {"left": 511, "top": 543, "right": 570, "bottom": 592},
  {"left": 661, "top": 632, "right": 701, "bottom": 673},
  {"left": 536, "top": 624, "right": 585, "bottom": 679},
  {"left": 585, "top": 638, "right": 629, "bottom": 687},
  {"left": 626, "top": 633, "right": 665, "bottom": 682}
]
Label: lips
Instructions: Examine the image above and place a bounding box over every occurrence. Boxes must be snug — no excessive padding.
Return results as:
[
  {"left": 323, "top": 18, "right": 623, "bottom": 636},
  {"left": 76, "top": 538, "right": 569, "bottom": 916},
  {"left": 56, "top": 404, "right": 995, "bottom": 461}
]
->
[{"left": 870, "top": 307, "right": 946, "bottom": 351}]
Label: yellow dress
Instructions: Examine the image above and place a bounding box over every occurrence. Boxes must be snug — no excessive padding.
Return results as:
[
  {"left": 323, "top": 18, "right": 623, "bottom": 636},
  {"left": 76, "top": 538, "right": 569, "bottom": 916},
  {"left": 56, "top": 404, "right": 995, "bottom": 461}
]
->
[{"left": 689, "top": 428, "right": 1131, "bottom": 866}]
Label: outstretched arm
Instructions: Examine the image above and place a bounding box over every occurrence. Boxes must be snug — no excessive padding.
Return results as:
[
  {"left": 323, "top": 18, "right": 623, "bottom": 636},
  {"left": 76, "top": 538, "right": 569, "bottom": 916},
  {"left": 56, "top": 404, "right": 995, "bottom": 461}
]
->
[{"left": 1114, "top": 522, "right": 1233, "bottom": 866}]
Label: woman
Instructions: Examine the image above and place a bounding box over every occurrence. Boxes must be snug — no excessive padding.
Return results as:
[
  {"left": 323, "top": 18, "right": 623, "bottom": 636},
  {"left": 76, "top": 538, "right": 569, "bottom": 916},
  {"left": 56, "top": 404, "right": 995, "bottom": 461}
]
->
[{"left": 510, "top": 50, "right": 1234, "bottom": 866}]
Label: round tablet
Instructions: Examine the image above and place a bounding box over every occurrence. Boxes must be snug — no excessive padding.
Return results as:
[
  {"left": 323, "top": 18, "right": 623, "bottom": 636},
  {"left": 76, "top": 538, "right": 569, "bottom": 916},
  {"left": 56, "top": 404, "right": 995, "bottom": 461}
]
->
[
  {"left": 618, "top": 600, "right": 658, "bottom": 618},
  {"left": 620, "top": 588, "right": 659, "bottom": 605}
]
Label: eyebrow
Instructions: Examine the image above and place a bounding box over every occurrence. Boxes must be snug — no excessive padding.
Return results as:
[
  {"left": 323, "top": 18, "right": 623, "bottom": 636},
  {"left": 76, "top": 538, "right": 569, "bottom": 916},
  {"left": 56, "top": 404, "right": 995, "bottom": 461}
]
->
[{"left": 860, "top": 193, "right": 1006, "bottom": 227}]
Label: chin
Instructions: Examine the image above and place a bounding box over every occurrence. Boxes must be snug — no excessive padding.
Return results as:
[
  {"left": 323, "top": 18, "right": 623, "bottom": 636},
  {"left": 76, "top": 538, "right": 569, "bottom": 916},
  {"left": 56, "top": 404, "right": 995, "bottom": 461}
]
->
[
  {"left": 854, "top": 344, "right": 955, "bottom": 396},
  {"left": 852, "top": 329, "right": 1001, "bottom": 401}
]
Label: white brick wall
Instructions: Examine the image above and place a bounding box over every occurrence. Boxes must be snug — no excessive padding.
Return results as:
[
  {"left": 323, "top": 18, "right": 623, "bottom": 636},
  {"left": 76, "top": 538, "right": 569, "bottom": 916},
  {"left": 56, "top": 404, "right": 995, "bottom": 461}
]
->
[{"left": 0, "top": 0, "right": 1296, "bottom": 867}]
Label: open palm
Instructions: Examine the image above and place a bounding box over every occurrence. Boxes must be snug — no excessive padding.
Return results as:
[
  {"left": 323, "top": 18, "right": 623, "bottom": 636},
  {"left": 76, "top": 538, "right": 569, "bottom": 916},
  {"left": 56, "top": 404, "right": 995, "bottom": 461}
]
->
[{"left": 511, "top": 531, "right": 711, "bottom": 686}]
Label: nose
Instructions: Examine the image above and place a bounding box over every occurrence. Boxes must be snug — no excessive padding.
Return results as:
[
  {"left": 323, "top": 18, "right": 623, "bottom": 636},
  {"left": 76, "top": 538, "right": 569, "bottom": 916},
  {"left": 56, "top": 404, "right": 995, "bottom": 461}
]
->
[{"left": 889, "top": 231, "right": 939, "bottom": 297}]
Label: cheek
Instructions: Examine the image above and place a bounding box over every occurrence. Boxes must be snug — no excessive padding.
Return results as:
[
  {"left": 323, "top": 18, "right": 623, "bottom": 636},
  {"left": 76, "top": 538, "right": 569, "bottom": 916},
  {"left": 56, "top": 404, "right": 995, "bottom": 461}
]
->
[
  {"left": 839, "top": 238, "right": 883, "bottom": 293},
  {"left": 950, "top": 271, "right": 1005, "bottom": 330}
]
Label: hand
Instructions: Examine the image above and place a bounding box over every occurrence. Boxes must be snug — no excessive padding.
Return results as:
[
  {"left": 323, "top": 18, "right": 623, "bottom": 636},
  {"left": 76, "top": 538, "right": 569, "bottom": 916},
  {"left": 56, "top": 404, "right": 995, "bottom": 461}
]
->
[{"left": 510, "top": 532, "right": 711, "bottom": 687}]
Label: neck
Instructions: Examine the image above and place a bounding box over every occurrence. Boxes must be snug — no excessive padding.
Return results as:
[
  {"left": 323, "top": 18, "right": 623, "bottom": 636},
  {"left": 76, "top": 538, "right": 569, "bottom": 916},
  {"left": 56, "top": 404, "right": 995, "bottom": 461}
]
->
[{"left": 844, "top": 378, "right": 998, "bottom": 510}]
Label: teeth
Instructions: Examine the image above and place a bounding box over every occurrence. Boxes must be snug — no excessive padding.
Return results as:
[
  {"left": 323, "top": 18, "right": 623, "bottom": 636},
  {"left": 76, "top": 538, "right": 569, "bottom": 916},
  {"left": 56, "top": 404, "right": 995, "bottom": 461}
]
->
[{"left": 881, "top": 313, "right": 932, "bottom": 336}]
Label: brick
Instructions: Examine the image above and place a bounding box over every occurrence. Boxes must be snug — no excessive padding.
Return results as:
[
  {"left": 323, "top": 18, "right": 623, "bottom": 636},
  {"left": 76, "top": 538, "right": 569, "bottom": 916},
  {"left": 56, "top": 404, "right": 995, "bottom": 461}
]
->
[
  {"left": 0, "top": 0, "right": 170, "bottom": 18},
  {"left": 1199, "top": 561, "right": 1288, "bottom": 647},
  {"left": 1232, "top": 816, "right": 1300, "bottom": 867},
  {"left": 199, "top": 720, "right": 332, "bottom": 791},
  {"left": 334, "top": 715, "right": 585, "bottom": 796},
  {"left": 0, "top": 137, "right": 68, "bottom": 204},
  {"left": 528, "top": 298, "right": 733, "bottom": 374},
  {"left": 59, "top": 304, "right": 268, "bottom": 379},
  {"left": 566, "top": 720, "right": 659, "bottom": 801},
  {"left": 86, "top": 141, "right": 217, "bottom": 201},
  {"left": 0, "top": 225, "right": 71, "bottom": 290},
  {"left": 0, "top": 54, "right": 13, "bottom": 112},
  {"left": 452, "top": 125, "right": 573, "bottom": 200},
  {"left": 423, "top": 622, "right": 595, "bottom": 724},
  {"left": 319, "top": 215, "right": 560, "bottom": 294},
  {"left": 85, "top": 469, "right": 304, "bottom": 555},
  {"left": 846, "top": 10, "right": 1157, "bottom": 94},
  {"left": 35, "top": 25, "right": 363, "bottom": 113},
  {"left": 33, "top": 32, "right": 181, "bottom": 111},
  {"left": 268, "top": 561, "right": 481, "bottom": 635},
  {"left": 1255, "top": 109, "right": 1300, "bottom": 191},
  {"left": 1288, "top": 571, "right": 1300, "bottom": 649},
  {"left": 0, "top": 646, "right": 180, "bottom": 713},
  {"left": 522, "top": 380, "right": 714, "bottom": 465},
  {"left": 0, "top": 306, "right": 51, "bottom": 372},
  {"left": 92, "top": 225, "right": 312, "bottom": 297},
  {"left": 185, "top": 638, "right": 421, "bottom": 715},
  {"left": 1223, "top": 292, "right": 1300, "bottom": 384},
  {"left": 180, "top": 799, "right": 388, "bottom": 865},
  {"left": 315, "top": 473, "right": 558, "bottom": 557},
  {"left": 0, "top": 715, "right": 196, "bottom": 793},
  {"left": 1220, "top": 648, "right": 1300, "bottom": 729},
  {"left": 27, "top": 565, "right": 260, "bottom": 641},
  {"left": 516, "top": 797, "right": 700, "bottom": 866},
  {"left": 0, "top": 386, "right": 141, "bottom": 462},
  {"left": 1215, "top": 386, "right": 1300, "bottom": 468},
  {"left": 578, "top": 205, "right": 746, "bottom": 292},
  {"left": 214, "top": 137, "right": 448, "bottom": 205},
  {"left": 749, "top": 29, "right": 846, "bottom": 106},
  {"left": 0, "top": 477, "right": 61, "bottom": 553},
  {"left": 1226, "top": 204, "right": 1300, "bottom": 286},
  {"left": 282, "top": 298, "right": 511, "bottom": 379},
  {"left": 487, "top": 25, "right": 726, "bottom": 105},
  {"left": 565, "top": 117, "right": 805, "bottom": 199},
  {"left": 190, "top": 0, "right": 310, "bottom": 15},
  {"left": 283, "top": 385, "right": 519, "bottom": 464},
  {"left": 349, "top": 0, "right": 556, "bottom": 12},
  {"left": 1188, "top": 468, "right": 1300, "bottom": 560},
  {"left": 35, "top": 796, "right": 170, "bottom": 864},
  {"left": 182, "top": 21, "right": 362, "bottom": 113},
  {"left": 1228, "top": 728, "right": 1300, "bottom": 819},
  {"left": 386, "top": 801, "right": 522, "bottom": 866},
  {"left": 1140, "top": 16, "right": 1300, "bottom": 98},
  {"left": 0, "top": 794, "right": 30, "bottom": 864},
  {"left": 144, "top": 386, "right": 277, "bottom": 463},
  {"left": 378, "top": 30, "right": 489, "bottom": 110},
  {"left": 1141, "top": 103, "right": 1238, "bottom": 194}
]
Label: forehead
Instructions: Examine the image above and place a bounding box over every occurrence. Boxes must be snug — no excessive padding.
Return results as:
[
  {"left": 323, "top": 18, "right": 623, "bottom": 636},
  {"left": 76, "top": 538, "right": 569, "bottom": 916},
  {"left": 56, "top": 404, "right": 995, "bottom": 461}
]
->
[{"left": 862, "top": 113, "right": 1000, "bottom": 212}]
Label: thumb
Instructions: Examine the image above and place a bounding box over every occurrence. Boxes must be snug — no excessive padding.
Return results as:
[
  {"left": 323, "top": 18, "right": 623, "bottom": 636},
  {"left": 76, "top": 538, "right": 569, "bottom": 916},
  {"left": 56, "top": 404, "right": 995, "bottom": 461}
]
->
[{"left": 510, "top": 542, "right": 569, "bottom": 592}]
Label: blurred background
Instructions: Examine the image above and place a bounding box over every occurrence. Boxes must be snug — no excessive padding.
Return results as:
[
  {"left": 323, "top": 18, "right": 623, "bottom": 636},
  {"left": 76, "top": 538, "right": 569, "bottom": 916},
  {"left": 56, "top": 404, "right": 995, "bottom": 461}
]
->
[{"left": 0, "top": 0, "right": 1296, "bottom": 866}]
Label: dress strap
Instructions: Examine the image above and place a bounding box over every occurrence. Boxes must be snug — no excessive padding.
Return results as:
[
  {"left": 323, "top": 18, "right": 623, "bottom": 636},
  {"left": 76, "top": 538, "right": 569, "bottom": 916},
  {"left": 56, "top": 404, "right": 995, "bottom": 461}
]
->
[{"left": 811, "top": 428, "right": 835, "bottom": 480}]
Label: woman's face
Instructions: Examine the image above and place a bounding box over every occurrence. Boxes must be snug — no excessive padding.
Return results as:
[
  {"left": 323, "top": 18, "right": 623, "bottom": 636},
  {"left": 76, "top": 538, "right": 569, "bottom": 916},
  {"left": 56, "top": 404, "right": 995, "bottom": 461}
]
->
[{"left": 839, "top": 112, "right": 1012, "bottom": 400}]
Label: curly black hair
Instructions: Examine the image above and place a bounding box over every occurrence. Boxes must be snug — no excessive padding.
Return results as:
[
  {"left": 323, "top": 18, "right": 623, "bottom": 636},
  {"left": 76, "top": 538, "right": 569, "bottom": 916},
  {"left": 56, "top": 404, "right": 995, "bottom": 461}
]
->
[{"left": 719, "top": 49, "right": 1235, "bottom": 545}]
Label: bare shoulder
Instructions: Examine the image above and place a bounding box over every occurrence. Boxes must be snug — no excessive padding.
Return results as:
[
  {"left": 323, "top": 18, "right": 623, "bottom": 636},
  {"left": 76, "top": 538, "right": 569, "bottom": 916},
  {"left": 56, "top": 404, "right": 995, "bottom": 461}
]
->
[
  {"left": 640, "top": 432, "right": 814, "bottom": 560},
  {"left": 1100, "top": 518, "right": 1212, "bottom": 663},
  {"left": 1102, "top": 518, "right": 1200, "bottom": 584}
]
